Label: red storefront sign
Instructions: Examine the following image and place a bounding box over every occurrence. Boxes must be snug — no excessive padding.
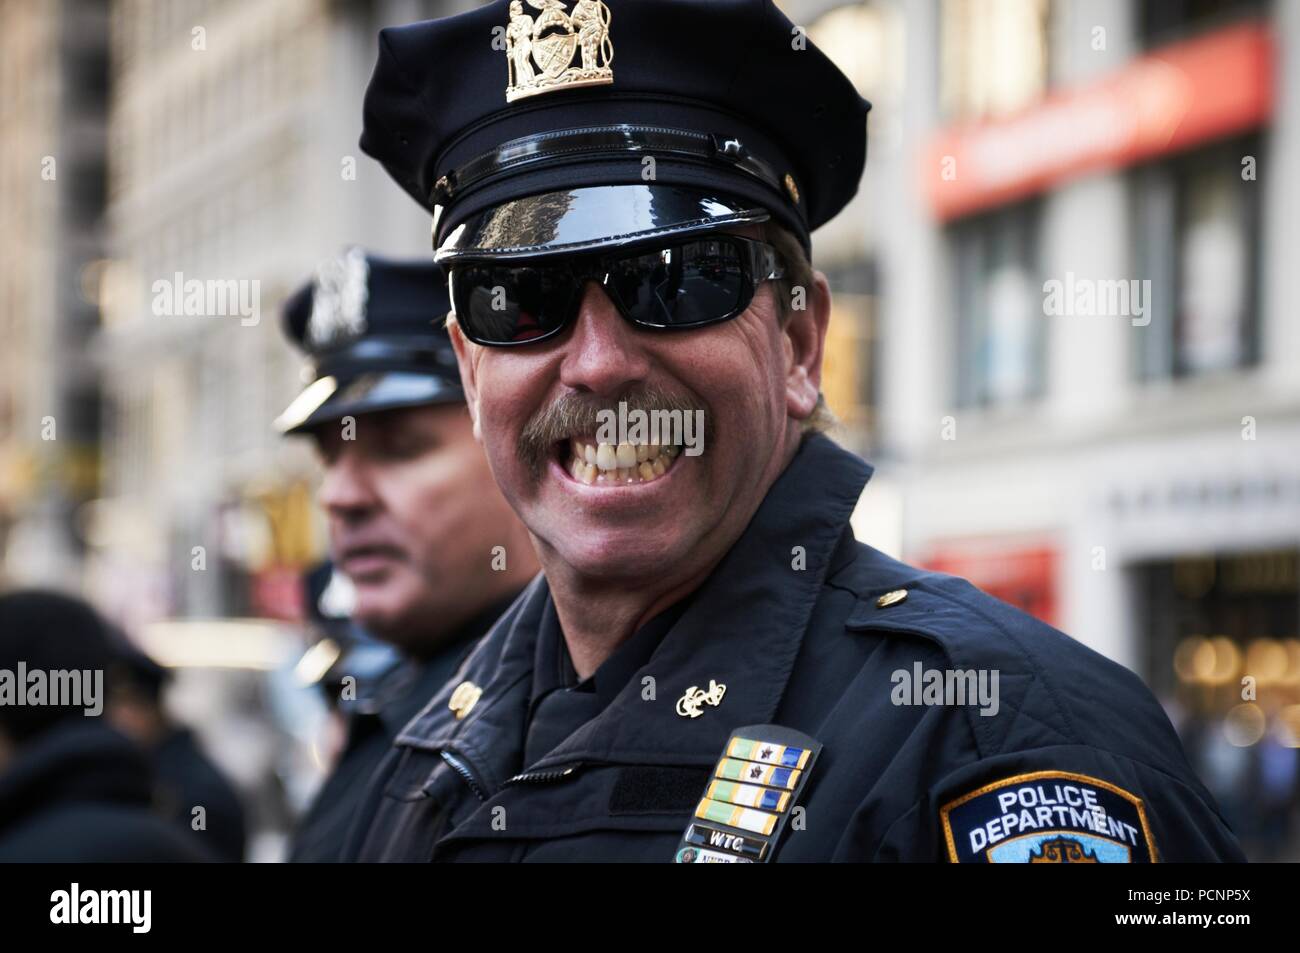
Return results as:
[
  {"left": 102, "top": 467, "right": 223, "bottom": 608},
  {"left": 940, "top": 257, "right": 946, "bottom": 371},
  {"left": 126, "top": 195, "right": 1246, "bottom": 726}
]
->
[
  {"left": 927, "top": 21, "right": 1275, "bottom": 220},
  {"left": 920, "top": 541, "right": 1058, "bottom": 627},
  {"left": 251, "top": 566, "right": 307, "bottom": 622}
]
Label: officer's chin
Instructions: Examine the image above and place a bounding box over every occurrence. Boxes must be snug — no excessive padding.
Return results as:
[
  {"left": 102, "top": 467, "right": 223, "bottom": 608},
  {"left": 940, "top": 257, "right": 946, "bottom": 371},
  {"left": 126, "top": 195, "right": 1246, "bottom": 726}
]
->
[
  {"left": 351, "top": 588, "right": 420, "bottom": 642},
  {"left": 534, "top": 464, "right": 709, "bottom": 576},
  {"left": 347, "top": 566, "right": 416, "bottom": 623}
]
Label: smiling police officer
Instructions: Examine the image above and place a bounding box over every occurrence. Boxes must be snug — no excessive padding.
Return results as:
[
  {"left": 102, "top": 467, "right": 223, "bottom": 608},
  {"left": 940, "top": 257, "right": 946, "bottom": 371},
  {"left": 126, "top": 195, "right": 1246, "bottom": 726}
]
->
[
  {"left": 275, "top": 250, "right": 536, "bottom": 861},
  {"left": 349, "top": 0, "right": 1244, "bottom": 863}
]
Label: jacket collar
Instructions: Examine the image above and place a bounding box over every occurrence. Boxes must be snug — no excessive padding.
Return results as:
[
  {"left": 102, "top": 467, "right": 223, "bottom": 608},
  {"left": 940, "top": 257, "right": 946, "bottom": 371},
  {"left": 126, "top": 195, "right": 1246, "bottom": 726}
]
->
[
  {"left": 373, "top": 594, "right": 520, "bottom": 737},
  {"left": 396, "top": 434, "right": 872, "bottom": 790}
]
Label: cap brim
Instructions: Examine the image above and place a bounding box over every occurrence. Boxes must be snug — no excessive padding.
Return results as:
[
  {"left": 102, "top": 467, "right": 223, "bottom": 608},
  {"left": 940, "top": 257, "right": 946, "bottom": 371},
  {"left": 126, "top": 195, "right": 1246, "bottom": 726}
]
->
[
  {"left": 275, "top": 372, "right": 464, "bottom": 435},
  {"left": 435, "top": 185, "right": 770, "bottom": 263}
]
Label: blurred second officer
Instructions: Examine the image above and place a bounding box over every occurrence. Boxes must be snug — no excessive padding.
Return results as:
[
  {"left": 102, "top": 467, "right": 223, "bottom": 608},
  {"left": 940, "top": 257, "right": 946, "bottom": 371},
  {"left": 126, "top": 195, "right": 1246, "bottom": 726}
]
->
[{"left": 275, "top": 249, "right": 537, "bottom": 861}]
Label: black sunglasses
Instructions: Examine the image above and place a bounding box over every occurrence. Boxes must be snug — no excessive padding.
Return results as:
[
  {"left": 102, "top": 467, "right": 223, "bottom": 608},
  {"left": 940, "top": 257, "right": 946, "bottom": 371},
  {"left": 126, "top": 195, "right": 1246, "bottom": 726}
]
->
[{"left": 447, "top": 235, "right": 786, "bottom": 348}]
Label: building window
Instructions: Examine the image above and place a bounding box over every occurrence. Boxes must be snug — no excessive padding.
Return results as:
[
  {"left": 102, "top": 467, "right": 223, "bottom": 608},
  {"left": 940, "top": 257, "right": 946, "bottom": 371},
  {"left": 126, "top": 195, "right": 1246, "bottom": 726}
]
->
[
  {"left": 951, "top": 200, "right": 1045, "bottom": 408},
  {"left": 1138, "top": 0, "right": 1267, "bottom": 48},
  {"left": 808, "top": 2, "right": 903, "bottom": 100},
  {"left": 818, "top": 264, "right": 879, "bottom": 442},
  {"left": 1134, "top": 548, "right": 1300, "bottom": 860},
  {"left": 940, "top": 0, "right": 1050, "bottom": 121},
  {"left": 1131, "top": 136, "right": 1261, "bottom": 381}
]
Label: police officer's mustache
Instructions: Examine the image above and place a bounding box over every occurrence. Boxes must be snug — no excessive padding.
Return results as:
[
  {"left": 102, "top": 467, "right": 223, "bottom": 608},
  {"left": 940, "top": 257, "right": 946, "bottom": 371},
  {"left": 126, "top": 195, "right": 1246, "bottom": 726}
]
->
[{"left": 519, "top": 386, "right": 712, "bottom": 481}]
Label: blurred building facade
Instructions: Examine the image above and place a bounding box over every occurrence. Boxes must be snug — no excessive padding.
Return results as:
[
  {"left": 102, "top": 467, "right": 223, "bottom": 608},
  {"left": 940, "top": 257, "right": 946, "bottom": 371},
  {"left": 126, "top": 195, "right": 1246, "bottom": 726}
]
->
[
  {"left": 90, "top": 0, "right": 476, "bottom": 632},
  {"left": 0, "top": 0, "right": 109, "bottom": 586},
  {"left": 783, "top": 0, "right": 1300, "bottom": 858}
]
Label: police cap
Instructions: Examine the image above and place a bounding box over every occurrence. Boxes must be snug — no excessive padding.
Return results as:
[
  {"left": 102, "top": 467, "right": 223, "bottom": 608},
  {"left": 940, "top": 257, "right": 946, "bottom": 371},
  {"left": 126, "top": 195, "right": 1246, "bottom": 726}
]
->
[{"left": 359, "top": 0, "right": 870, "bottom": 261}]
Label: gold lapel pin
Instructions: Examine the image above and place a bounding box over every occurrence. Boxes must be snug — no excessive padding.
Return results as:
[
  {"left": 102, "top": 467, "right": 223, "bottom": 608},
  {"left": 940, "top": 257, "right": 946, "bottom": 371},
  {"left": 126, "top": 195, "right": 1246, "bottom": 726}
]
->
[
  {"left": 876, "top": 589, "right": 908, "bottom": 609},
  {"left": 676, "top": 679, "right": 727, "bottom": 719},
  {"left": 449, "top": 680, "right": 483, "bottom": 720}
]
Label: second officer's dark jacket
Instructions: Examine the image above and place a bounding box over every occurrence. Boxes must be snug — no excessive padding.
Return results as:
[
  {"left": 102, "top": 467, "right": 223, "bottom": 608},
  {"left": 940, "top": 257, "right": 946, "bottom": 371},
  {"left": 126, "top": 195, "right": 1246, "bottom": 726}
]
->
[
  {"left": 290, "top": 599, "right": 514, "bottom": 862},
  {"left": 352, "top": 434, "right": 1244, "bottom": 862}
]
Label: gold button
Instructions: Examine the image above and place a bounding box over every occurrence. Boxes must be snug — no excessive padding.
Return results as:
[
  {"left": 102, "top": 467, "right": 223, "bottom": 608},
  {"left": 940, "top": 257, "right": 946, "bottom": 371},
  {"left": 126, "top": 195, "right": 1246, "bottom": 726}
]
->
[
  {"left": 876, "top": 589, "right": 908, "bottom": 609},
  {"left": 448, "top": 680, "right": 482, "bottom": 720},
  {"left": 784, "top": 173, "right": 800, "bottom": 204}
]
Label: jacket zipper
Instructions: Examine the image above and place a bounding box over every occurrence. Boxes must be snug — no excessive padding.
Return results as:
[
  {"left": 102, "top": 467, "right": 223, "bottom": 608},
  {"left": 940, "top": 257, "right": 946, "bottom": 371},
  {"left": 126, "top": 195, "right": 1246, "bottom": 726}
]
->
[
  {"left": 507, "top": 763, "right": 582, "bottom": 785},
  {"left": 440, "top": 750, "right": 489, "bottom": 801}
]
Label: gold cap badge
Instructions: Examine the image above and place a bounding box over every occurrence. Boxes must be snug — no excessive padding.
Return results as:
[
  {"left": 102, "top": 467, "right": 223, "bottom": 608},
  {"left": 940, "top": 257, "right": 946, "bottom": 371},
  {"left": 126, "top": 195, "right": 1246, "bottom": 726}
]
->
[
  {"left": 308, "top": 247, "right": 369, "bottom": 350},
  {"left": 505, "top": 0, "right": 614, "bottom": 103}
]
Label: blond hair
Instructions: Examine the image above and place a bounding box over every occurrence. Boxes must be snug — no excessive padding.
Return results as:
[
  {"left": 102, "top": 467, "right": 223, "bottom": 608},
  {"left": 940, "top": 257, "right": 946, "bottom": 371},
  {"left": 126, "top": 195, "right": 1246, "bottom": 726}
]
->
[{"left": 762, "top": 223, "right": 839, "bottom": 436}]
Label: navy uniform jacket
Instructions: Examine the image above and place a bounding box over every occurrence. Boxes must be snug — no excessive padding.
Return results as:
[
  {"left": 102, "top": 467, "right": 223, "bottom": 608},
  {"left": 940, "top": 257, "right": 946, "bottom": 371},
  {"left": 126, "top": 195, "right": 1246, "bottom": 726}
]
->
[
  {"left": 291, "top": 601, "right": 512, "bottom": 862},
  {"left": 351, "top": 435, "right": 1245, "bottom": 862}
]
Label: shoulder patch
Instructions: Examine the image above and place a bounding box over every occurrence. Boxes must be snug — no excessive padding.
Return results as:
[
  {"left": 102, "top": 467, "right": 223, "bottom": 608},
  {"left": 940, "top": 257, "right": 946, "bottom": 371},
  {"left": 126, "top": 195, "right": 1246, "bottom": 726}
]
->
[{"left": 940, "top": 771, "right": 1157, "bottom": 863}]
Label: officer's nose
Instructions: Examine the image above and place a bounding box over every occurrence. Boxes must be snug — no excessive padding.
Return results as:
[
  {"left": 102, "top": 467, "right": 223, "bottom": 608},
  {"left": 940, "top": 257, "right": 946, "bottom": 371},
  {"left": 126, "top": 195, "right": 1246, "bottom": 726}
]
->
[
  {"left": 318, "top": 447, "right": 380, "bottom": 523},
  {"left": 557, "top": 281, "right": 652, "bottom": 396}
]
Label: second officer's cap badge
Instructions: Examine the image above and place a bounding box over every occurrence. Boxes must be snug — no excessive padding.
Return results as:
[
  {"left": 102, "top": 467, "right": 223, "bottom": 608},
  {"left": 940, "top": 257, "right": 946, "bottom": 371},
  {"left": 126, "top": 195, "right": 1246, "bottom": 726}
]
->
[{"left": 307, "top": 247, "right": 370, "bottom": 351}]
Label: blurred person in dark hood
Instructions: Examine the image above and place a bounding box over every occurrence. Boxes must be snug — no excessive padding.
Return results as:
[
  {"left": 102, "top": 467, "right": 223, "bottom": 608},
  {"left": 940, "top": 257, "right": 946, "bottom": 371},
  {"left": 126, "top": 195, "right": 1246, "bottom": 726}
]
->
[
  {"left": 276, "top": 251, "right": 538, "bottom": 860},
  {"left": 0, "top": 590, "right": 210, "bottom": 862},
  {"left": 108, "top": 641, "right": 248, "bottom": 862}
]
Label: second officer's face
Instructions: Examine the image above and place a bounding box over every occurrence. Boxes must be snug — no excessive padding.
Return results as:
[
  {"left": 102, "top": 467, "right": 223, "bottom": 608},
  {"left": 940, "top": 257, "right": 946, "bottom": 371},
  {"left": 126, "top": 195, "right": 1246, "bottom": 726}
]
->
[
  {"left": 313, "top": 403, "right": 515, "bottom": 650},
  {"left": 449, "top": 225, "right": 828, "bottom": 585}
]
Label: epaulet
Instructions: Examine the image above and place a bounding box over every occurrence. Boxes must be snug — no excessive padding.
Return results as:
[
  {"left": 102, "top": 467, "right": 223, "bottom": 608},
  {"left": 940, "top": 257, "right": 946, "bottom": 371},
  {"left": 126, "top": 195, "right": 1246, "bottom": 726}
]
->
[
  {"left": 837, "top": 544, "right": 1190, "bottom": 777},
  {"left": 844, "top": 563, "right": 1055, "bottom": 675},
  {"left": 846, "top": 567, "right": 1079, "bottom": 758}
]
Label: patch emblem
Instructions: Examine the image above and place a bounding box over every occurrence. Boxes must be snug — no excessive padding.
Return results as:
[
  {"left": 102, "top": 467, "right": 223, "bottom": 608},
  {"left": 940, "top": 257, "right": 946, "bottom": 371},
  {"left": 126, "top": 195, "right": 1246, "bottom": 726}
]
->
[
  {"left": 673, "top": 724, "right": 821, "bottom": 864},
  {"left": 940, "top": 771, "right": 1157, "bottom": 863}
]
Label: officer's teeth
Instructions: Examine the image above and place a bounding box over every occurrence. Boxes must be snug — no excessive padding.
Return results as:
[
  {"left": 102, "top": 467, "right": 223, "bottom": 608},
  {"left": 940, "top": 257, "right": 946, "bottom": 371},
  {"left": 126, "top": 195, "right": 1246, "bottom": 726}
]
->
[
  {"left": 565, "top": 439, "right": 680, "bottom": 485},
  {"left": 570, "top": 457, "right": 597, "bottom": 485},
  {"left": 596, "top": 442, "right": 617, "bottom": 471}
]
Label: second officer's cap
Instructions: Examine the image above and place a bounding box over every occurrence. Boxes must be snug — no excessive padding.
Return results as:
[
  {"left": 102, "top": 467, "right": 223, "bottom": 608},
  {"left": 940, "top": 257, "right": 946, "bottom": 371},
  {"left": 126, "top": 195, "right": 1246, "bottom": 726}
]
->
[
  {"left": 360, "top": 0, "right": 870, "bottom": 262},
  {"left": 275, "top": 249, "right": 462, "bottom": 435}
]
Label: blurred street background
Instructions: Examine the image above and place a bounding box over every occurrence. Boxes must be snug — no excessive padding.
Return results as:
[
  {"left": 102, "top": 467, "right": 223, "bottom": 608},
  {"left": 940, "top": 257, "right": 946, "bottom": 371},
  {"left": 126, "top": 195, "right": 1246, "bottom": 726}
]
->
[{"left": 1, "top": 0, "right": 1297, "bottom": 860}]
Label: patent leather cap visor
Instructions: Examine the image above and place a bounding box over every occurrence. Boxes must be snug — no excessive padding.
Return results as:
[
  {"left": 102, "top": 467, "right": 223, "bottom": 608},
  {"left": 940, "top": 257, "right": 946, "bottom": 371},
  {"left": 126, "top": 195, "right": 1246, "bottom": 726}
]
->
[
  {"left": 434, "top": 185, "right": 770, "bottom": 264},
  {"left": 276, "top": 371, "right": 463, "bottom": 435}
]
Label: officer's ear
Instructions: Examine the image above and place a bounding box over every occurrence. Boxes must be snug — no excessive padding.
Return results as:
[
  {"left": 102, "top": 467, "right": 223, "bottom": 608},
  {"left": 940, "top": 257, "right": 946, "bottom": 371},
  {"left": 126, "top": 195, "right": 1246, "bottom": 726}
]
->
[
  {"left": 447, "top": 315, "right": 484, "bottom": 443},
  {"left": 782, "top": 269, "right": 831, "bottom": 423}
]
